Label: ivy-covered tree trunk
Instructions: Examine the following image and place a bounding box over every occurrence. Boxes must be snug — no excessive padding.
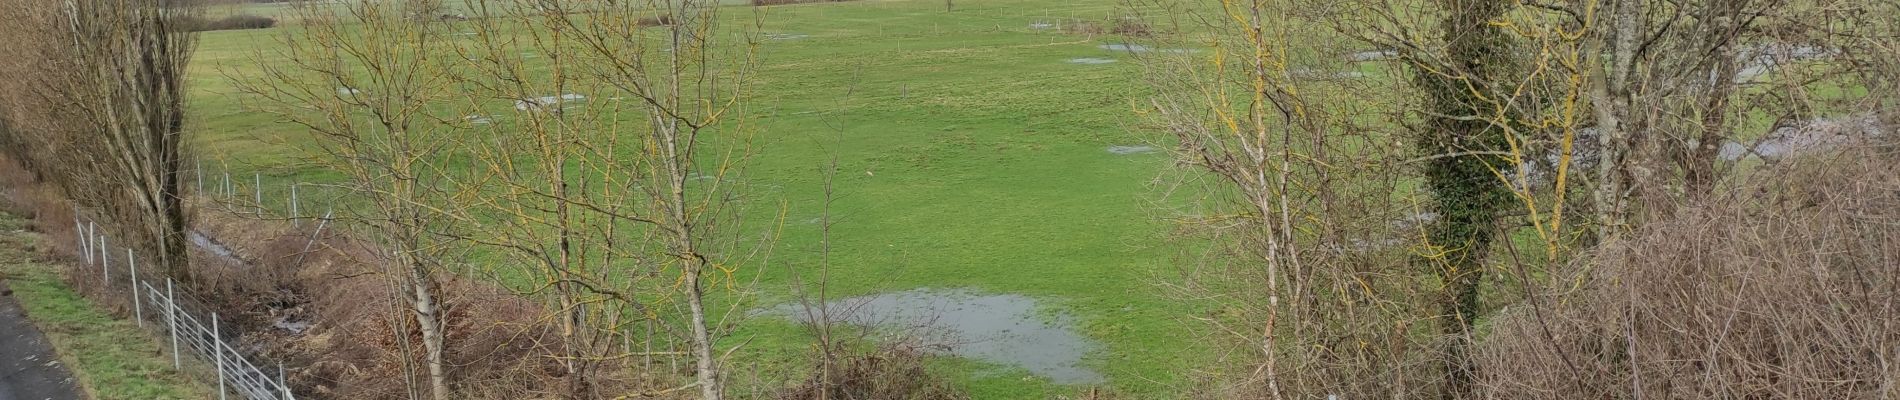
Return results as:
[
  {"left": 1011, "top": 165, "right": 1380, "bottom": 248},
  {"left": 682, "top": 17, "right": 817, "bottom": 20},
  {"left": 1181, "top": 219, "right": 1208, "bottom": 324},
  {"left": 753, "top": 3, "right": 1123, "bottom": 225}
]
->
[{"left": 1410, "top": 0, "right": 1520, "bottom": 398}]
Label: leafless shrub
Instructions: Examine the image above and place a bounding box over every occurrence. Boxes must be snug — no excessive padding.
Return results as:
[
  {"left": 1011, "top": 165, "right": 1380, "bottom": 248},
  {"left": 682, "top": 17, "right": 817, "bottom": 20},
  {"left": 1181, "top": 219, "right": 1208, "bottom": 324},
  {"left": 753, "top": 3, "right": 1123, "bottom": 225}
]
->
[
  {"left": 639, "top": 15, "right": 676, "bottom": 27},
  {"left": 1060, "top": 19, "right": 1102, "bottom": 36},
  {"left": 175, "top": 14, "right": 277, "bottom": 32},
  {"left": 1478, "top": 145, "right": 1900, "bottom": 398},
  {"left": 0, "top": 0, "right": 199, "bottom": 286},
  {"left": 1108, "top": 17, "right": 1151, "bottom": 37},
  {"left": 775, "top": 341, "right": 967, "bottom": 400},
  {"left": 189, "top": 210, "right": 591, "bottom": 400},
  {"left": 750, "top": 0, "right": 858, "bottom": 6},
  {"left": 1134, "top": 1, "right": 1452, "bottom": 397}
]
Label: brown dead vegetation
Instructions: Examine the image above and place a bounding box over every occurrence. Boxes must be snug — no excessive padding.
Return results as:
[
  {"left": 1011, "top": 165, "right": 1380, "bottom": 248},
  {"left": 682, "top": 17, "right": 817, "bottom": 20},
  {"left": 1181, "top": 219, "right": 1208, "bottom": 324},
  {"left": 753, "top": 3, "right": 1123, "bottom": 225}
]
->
[
  {"left": 190, "top": 211, "right": 592, "bottom": 399},
  {"left": 174, "top": 14, "right": 276, "bottom": 32},
  {"left": 750, "top": 0, "right": 858, "bottom": 6},
  {"left": 0, "top": 154, "right": 648, "bottom": 399},
  {"left": 775, "top": 342, "right": 967, "bottom": 400},
  {"left": 640, "top": 15, "right": 677, "bottom": 27},
  {"left": 1478, "top": 144, "right": 1900, "bottom": 398},
  {"left": 1060, "top": 17, "right": 1155, "bottom": 38}
]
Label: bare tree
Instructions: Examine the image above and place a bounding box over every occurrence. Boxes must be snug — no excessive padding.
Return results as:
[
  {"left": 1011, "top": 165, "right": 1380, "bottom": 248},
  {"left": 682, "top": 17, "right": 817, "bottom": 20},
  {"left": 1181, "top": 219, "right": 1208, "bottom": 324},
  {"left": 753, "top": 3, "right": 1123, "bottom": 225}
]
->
[
  {"left": 1134, "top": 0, "right": 1449, "bottom": 397},
  {"left": 0, "top": 0, "right": 199, "bottom": 283},
  {"left": 450, "top": 0, "right": 767, "bottom": 398},
  {"left": 234, "top": 0, "right": 463, "bottom": 398},
  {"left": 1587, "top": 0, "right": 1787, "bottom": 240}
]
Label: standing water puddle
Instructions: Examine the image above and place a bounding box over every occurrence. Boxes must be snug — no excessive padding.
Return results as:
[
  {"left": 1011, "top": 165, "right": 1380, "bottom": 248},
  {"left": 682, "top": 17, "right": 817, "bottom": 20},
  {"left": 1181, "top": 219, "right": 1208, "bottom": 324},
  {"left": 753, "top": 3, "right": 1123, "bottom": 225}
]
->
[
  {"left": 1107, "top": 145, "right": 1157, "bottom": 155},
  {"left": 1098, "top": 43, "right": 1198, "bottom": 54},
  {"left": 189, "top": 230, "right": 239, "bottom": 261},
  {"left": 762, "top": 288, "right": 1105, "bottom": 384}
]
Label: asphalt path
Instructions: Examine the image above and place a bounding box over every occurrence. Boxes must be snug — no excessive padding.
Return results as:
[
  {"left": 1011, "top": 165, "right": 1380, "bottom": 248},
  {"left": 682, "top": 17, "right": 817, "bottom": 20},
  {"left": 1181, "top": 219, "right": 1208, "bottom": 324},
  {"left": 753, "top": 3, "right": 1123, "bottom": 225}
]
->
[{"left": 0, "top": 282, "right": 82, "bottom": 400}]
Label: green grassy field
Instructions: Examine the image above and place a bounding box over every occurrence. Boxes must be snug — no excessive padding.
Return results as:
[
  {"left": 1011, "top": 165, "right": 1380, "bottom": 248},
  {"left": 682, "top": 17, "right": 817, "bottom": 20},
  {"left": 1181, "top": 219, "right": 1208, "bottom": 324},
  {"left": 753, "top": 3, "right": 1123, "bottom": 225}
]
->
[
  {"left": 187, "top": 0, "right": 1212, "bottom": 397},
  {"left": 0, "top": 212, "right": 215, "bottom": 399},
  {"left": 175, "top": 1, "right": 1900, "bottom": 399},
  {"left": 180, "top": 1, "right": 1876, "bottom": 398}
]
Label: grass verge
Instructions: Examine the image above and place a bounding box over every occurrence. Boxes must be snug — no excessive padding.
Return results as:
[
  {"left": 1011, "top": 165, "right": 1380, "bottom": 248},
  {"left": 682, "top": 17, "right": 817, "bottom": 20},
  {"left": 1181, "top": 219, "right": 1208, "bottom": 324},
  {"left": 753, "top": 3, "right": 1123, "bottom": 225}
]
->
[{"left": 0, "top": 211, "right": 215, "bottom": 400}]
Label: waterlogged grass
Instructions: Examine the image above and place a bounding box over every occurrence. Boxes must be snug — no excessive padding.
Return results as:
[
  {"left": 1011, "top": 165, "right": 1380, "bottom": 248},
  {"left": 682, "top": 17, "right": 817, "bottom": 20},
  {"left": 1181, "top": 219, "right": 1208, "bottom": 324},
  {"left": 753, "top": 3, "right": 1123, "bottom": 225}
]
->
[
  {"left": 179, "top": 0, "right": 1871, "bottom": 397},
  {"left": 189, "top": 0, "right": 1205, "bottom": 397},
  {"left": 0, "top": 212, "right": 214, "bottom": 400}
]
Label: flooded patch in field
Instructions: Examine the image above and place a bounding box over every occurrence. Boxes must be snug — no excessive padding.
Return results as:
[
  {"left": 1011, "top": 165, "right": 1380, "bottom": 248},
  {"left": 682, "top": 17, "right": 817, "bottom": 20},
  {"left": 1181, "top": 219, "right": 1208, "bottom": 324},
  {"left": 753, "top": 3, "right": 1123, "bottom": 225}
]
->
[
  {"left": 1029, "top": 22, "right": 1055, "bottom": 30},
  {"left": 765, "top": 33, "right": 810, "bottom": 41},
  {"left": 1107, "top": 145, "right": 1157, "bottom": 155},
  {"left": 274, "top": 318, "right": 311, "bottom": 334},
  {"left": 1347, "top": 49, "right": 1398, "bottom": 62},
  {"left": 1067, "top": 57, "right": 1117, "bottom": 65},
  {"left": 1390, "top": 211, "right": 1438, "bottom": 232},
  {"left": 1718, "top": 141, "right": 1752, "bottom": 161},
  {"left": 515, "top": 94, "right": 586, "bottom": 112},
  {"left": 1723, "top": 115, "right": 1888, "bottom": 160},
  {"left": 1735, "top": 44, "right": 1836, "bottom": 83},
  {"left": 1292, "top": 68, "right": 1366, "bottom": 80},
  {"left": 1098, "top": 43, "right": 1197, "bottom": 54},
  {"left": 337, "top": 87, "right": 361, "bottom": 96},
  {"left": 189, "top": 230, "right": 238, "bottom": 261},
  {"left": 761, "top": 288, "right": 1104, "bottom": 385},
  {"left": 465, "top": 115, "right": 494, "bottom": 125}
]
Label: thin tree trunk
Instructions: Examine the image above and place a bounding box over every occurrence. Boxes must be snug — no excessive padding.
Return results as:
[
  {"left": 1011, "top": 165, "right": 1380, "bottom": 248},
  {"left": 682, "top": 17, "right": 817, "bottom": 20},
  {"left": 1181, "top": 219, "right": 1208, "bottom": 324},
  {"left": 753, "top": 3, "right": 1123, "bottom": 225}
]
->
[
  {"left": 396, "top": 226, "right": 450, "bottom": 400},
  {"left": 395, "top": 155, "right": 450, "bottom": 400},
  {"left": 1684, "top": 16, "right": 1741, "bottom": 199},
  {"left": 1591, "top": 0, "right": 1641, "bottom": 243},
  {"left": 407, "top": 261, "right": 451, "bottom": 400},
  {"left": 661, "top": 6, "right": 722, "bottom": 398}
]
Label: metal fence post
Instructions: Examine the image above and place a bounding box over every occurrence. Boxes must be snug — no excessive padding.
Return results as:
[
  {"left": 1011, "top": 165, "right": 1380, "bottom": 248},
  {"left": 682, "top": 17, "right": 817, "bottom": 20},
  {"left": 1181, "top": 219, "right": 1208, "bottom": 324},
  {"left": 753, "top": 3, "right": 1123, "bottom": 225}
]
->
[
  {"left": 254, "top": 172, "right": 263, "bottom": 214},
  {"left": 197, "top": 160, "right": 204, "bottom": 195},
  {"left": 224, "top": 172, "right": 232, "bottom": 202},
  {"left": 129, "top": 249, "right": 141, "bottom": 327},
  {"left": 168, "top": 278, "right": 179, "bottom": 369},
  {"left": 290, "top": 183, "right": 300, "bottom": 227},
  {"left": 98, "top": 236, "right": 109, "bottom": 285},
  {"left": 291, "top": 210, "right": 334, "bottom": 269},
  {"left": 214, "top": 312, "right": 227, "bottom": 400},
  {"left": 75, "top": 219, "right": 88, "bottom": 264},
  {"left": 85, "top": 221, "right": 95, "bottom": 264},
  {"left": 280, "top": 363, "right": 293, "bottom": 400}
]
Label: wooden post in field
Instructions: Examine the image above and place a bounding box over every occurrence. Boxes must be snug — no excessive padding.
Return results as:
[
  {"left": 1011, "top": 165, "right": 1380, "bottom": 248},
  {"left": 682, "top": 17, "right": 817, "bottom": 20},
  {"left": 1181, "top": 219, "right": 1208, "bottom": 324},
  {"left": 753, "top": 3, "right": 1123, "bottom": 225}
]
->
[
  {"left": 168, "top": 278, "right": 179, "bottom": 369},
  {"left": 223, "top": 172, "right": 232, "bottom": 202},
  {"left": 196, "top": 160, "right": 204, "bottom": 195},
  {"left": 255, "top": 173, "right": 263, "bottom": 215},
  {"left": 129, "top": 249, "right": 141, "bottom": 327}
]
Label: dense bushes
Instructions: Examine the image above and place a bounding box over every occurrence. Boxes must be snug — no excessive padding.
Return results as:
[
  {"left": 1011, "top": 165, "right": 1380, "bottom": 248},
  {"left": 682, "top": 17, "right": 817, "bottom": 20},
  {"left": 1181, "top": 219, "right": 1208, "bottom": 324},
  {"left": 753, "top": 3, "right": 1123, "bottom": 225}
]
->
[
  {"left": 751, "top": 0, "right": 857, "bottom": 6},
  {"left": 1478, "top": 144, "right": 1900, "bottom": 398},
  {"left": 176, "top": 14, "right": 276, "bottom": 32},
  {"left": 776, "top": 344, "right": 967, "bottom": 400}
]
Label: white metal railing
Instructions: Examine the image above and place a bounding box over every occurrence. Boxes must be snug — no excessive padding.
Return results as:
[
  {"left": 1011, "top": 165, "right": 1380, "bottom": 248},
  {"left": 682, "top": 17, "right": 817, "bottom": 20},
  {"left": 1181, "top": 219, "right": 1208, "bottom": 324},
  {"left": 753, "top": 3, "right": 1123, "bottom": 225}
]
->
[{"left": 76, "top": 213, "right": 295, "bottom": 400}]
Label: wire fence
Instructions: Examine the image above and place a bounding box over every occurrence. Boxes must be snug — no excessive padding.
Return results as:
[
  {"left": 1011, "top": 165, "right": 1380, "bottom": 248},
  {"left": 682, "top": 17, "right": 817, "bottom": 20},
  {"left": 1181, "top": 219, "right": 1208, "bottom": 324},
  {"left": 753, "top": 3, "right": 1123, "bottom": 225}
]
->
[{"left": 72, "top": 212, "right": 296, "bottom": 400}]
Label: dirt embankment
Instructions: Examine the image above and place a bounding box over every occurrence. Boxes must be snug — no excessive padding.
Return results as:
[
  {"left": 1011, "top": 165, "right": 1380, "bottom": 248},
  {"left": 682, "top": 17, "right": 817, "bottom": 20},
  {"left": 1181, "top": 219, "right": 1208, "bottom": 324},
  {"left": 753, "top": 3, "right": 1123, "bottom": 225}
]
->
[{"left": 0, "top": 154, "right": 603, "bottom": 399}]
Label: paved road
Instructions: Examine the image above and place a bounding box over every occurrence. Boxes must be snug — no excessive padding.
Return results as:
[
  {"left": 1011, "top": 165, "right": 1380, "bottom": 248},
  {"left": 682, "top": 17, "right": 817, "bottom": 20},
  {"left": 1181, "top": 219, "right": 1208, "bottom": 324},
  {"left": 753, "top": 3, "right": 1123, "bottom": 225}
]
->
[{"left": 0, "top": 282, "right": 82, "bottom": 400}]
